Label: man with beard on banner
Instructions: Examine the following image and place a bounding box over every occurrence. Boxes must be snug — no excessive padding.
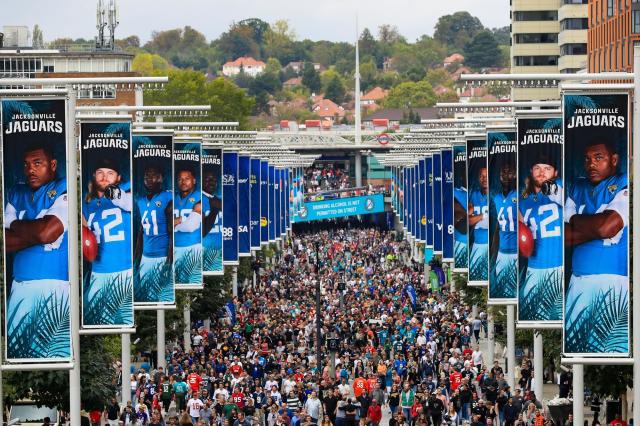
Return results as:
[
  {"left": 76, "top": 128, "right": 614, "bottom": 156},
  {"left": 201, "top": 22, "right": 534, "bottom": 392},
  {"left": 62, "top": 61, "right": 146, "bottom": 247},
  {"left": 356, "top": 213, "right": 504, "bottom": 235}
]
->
[
  {"left": 134, "top": 165, "right": 173, "bottom": 302},
  {"left": 468, "top": 163, "right": 489, "bottom": 284},
  {"left": 83, "top": 157, "right": 134, "bottom": 327},
  {"left": 453, "top": 145, "right": 468, "bottom": 271},
  {"left": 202, "top": 155, "right": 223, "bottom": 273},
  {"left": 174, "top": 165, "right": 203, "bottom": 284}
]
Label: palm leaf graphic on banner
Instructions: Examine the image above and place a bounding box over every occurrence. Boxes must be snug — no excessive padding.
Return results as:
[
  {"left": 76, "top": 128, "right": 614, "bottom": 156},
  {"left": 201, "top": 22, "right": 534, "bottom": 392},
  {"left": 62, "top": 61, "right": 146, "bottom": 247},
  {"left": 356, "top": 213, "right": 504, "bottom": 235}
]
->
[
  {"left": 2, "top": 100, "right": 34, "bottom": 125},
  {"left": 490, "top": 264, "right": 517, "bottom": 299},
  {"left": 490, "top": 132, "right": 509, "bottom": 142},
  {"left": 564, "top": 95, "right": 598, "bottom": 118},
  {"left": 135, "top": 261, "right": 173, "bottom": 303},
  {"left": 104, "top": 122, "right": 131, "bottom": 136},
  {"left": 7, "top": 293, "right": 70, "bottom": 359},
  {"left": 519, "top": 269, "right": 562, "bottom": 321},
  {"left": 84, "top": 273, "right": 133, "bottom": 326},
  {"left": 543, "top": 118, "right": 562, "bottom": 129},
  {"left": 176, "top": 249, "right": 203, "bottom": 284},
  {"left": 454, "top": 243, "right": 468, "bottom": 269},
  {"left": 204, "top": 248, "right": 223, "bottom": 271},
  {"left": 565, "top": 287, "right": 628, "bottom": 353},
  {"left": 469, "top": 249, "right": 488, "bottom": 281}
]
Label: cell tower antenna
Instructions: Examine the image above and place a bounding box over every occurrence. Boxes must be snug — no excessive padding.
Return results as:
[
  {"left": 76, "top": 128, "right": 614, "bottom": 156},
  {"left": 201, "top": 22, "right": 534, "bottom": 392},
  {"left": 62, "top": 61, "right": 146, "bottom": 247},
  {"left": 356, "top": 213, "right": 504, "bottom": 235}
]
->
[
  {"left": 107, "top": 0, "right": 119, "bottom": 50},
  {"left": 96, "top": 0, "right": 107, "bottom": 49}
]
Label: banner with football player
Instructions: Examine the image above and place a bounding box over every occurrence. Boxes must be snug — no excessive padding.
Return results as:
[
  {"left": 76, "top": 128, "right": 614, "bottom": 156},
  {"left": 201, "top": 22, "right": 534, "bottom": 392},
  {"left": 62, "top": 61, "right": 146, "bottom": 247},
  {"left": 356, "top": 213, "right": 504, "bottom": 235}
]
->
[
  {"left": 275, "top": 168, "right": 282, "bottom": 239},
  {"left": 283, "top": 168, "right": 290, "bottom": 232},
  {"left": 223, "top": 151, "right": 239, "bottom": 265},
  {"left": 2, "top": 98, "right": 71, "bottom": 362},
  {"left": 453, "top": 144, "right": 468, "bottom": 272},
  {"left": 202, "top": 145, "right": 223, "bottom": 276},
  {"left": 433, "top": 152, "right": 443, "bottom": 255},
  {"left": 250, "top": 157, "right": 261, "bottom": 250},
  {"left": 132, "top": 132, "right": 175, "bottom": 305},
  {"left": 173, "top": 139, "right": 203, "bottom": 288},
  {"left": 425, "top": 156, "right": 434, "bottom": 263},
  {"left": 268, "top": 164, "right": 276, "bottom": 242},
  {"left": 467, "top": 136, "right": 489, "bottom": 286},
  {"left": 406, "top": 165, "right": 413, "bottom": 238},
  {"left": 517, "top": 114, "right": 563, "bottom": 325},
  {"left": 442, "top": 148, "right": 455, "bottom": 263},
  {"left": 563, "top": 92, "right": 630, "bottom": 356},
  {"left": 487, "top": 128, "right": 518, "bottom": 303},
  {"left": 260, "top": 160, "right": 269, "bottom": 245},
  {"left": 238, "top": 154, "right": 251, "bottom": 256},
  {"left": 418, "top": 159, "right": 426, "bottom": 243},
  {"left": 80, "top": 120, "right": 134, "bottom": 329}
]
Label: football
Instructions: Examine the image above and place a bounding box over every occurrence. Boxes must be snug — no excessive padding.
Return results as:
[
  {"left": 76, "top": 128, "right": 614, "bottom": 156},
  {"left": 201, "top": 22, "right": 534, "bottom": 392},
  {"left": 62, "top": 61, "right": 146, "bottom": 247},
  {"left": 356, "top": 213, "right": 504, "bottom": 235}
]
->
[
  {"left": 82, "top": 226, "right": 98, "bottom": 262},
  {"left": 518, "top": 221, "right": 534, "bottom": 258}
]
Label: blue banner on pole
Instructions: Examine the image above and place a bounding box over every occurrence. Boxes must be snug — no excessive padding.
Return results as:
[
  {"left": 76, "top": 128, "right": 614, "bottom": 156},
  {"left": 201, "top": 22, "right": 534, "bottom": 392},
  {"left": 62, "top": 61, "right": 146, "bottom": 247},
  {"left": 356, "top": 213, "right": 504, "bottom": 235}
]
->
[
  {"left": 222, "top": 151, "right": 238, "bottom": 265},
  {"left": 260, "top": 160, "right": 269, "bottom": 245},
  {"left": 250, "top": 158, "right": 261, "bottom": 250},
  {"left": 238, "top": 155, "right": 251, "bottom": 256},
  {"left": 268, "top": 165, "right": 276, "bottom": 242},
  {"left": 202, "top": 146, "right": 224, "bottom": 276},
  {"left": 433, "top": 152, "right": 443, "bottom": 254},
  {"left": 442, "top": 148, "right": 455, "bottom": 262},
  {"left": 453, "top": 144, "right": 469, "bottom": 272},
  {"left": 426, "top": 156, "right": 434, "bottom": 248}
]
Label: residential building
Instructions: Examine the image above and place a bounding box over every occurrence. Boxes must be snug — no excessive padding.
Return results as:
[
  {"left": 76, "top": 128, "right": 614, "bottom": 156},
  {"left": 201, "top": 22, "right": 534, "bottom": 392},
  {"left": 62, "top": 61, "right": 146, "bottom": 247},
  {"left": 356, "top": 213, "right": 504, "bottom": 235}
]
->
[
  {"left": 588, "top": 0, "right": 639, "bottom": 72},
  {"left": 363, "top": 107, "right": 439, "bottom": 127},
  {"left": 284, "top": 61, "right": 322, "bottom": 73},
  {"left": 559, "top": 0, "right": 588, "bottom": 73},
  {"left": 283, "top": 77, "right": 303, "bottom": 89},
  {"left": 361, "top": 86, "right": 388, "bottom": 108},
  {"left": 443, "top": 53, "right": 465, "bottom": 67},
  {"left": 222, "top": 56, "right": 266, "bottom": 77},
  {"left": 312, "top": 98, "right": 345, "bottom": 122}
]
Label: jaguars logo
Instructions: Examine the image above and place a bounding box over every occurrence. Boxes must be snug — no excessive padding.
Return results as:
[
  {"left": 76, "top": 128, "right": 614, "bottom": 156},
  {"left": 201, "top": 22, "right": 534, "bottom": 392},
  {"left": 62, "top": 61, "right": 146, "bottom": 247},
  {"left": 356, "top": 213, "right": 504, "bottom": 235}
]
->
[
  {"left": 189, "top": 197, "right": 196, "bottom": 203},
  {"left": 156, "top": 200, "right": 162, "bottom": 207},
  {"left": 47, "top": 189, "right": 57, "bottom": 199},
  {"left": 512, "top": 197, "right": 517, "bottom": 203},
  {"left": 608, "top": 185, "right": 618, "bottom": 194}
]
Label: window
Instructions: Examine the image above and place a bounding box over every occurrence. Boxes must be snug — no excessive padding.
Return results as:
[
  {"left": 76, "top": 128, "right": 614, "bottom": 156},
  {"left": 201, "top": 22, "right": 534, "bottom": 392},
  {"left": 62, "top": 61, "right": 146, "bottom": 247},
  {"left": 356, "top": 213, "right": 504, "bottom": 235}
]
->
[
  {"left": 563, "top": 0, "right": 588, "bottom": 3},
  {"left": 560, "top": 18, "right": 589, "bottom": 30},
  {"left": 514, "top": 55, "right": 559, "bottom": 66},
  {"left": 560, "top": 43, "right": 588, "bottom": 55},
  {"left": 608, "top": 0, "right": 614, "bottom": 16},
  {"left": 77, "top": 84, "right": 116, "bottom": 99},
  {"left": 43, "top": 65, "right": 54, "bottom": 73},
  {"left": 513, "top": 11, "right": 558, "bottom": 21},
  {"left": 634, "top": 10, "right": 640, "bottom": 33},
  {"left": 514, "top": 33, "right": 558, "bottom": 43}
]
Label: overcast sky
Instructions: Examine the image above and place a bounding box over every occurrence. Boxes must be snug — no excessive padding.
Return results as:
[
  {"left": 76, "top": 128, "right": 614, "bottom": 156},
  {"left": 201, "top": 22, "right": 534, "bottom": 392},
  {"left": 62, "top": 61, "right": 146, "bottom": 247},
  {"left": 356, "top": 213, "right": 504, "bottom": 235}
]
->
[{"left": 4, "top": 0, "right": 509, "bottom": 44}]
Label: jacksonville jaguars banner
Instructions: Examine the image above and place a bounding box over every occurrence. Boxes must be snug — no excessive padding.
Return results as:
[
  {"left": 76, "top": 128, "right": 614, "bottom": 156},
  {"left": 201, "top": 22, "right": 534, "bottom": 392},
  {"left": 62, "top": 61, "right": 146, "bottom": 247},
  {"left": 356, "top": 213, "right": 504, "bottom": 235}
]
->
[
  {"left": 222, "top": 151, "right": 239, "bottom": 265},
  {"left": 202, "top": 145, "right": 223, "bottom": 276},
  {"left": 453, "top": 144, "right": 468, "bottom": 272},
  {"left": 401, "top": 167, "right": 407, "bottom": 229},
  {"left": 250, "top": 157, "right": 261, "bottom": 250},
  {"left": 442, "top": 148, "right": 455, "bottom": 263},
  {"left": 433, "top": 152, "right": 443, "bottom": 255},
  {"left": 487, "top": 128, "right": 518, "bottom": 303},
  {"left": 517, "top": 114, "right": 563, "bottom": 326},
  {"left": 418, "top": 159, "right": 426, "bottom": 243},
  {"left": 425, "top": 156, "right": 434, "bottom": 263},
  {"left": 238, "top": 154, "right": 251, "bottom": 256},
  {"left": 283, "top": 168, "right": 290, "bottom": 233},
  {"left": 132, "top": 131, "right": 175, "bottom": 305},
  {"left": 399, "top": 167, "right": 405, "bottom": 225},
  {"left": 173, "top": 139, "right": 203, "bottom": 288},
  {"left": 275, "top": 168, "right": 282, "bottom": 239},
  {"left": 467, "top": 136, "right": 489, "bottom": 286},
  {"left": 407, "top": 165, "right": 414, "bottom": 238},
  {"left": 80, "top": 120, "right": 134, "bottom": 329},
  {"left": 260, "top": 160, "right": 269, "bottom": 245},
  {"left": 563, "top": 92, "right": 630, "bottom": 357},
  {"left": 268, "top": 164, "right": 276, "bottom": 242},
  {"left": 2, "top": 98, "right": 71, "bottom": 362}
]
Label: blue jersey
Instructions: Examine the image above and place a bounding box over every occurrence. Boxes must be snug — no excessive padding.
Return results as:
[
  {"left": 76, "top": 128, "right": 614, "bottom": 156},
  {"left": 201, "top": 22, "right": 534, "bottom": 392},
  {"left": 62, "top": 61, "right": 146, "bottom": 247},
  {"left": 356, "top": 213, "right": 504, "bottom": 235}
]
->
[
  {"left": 493, "top": 189, "right": 517, "bottom": 254},
  {"left": 174, "top": 190, "right": 202, "bottom": 248},
  {"left": 469, "top": 190, "right": 489, "bottom": 244},
  {"left": 5, "top": 178, "right": 68, "bottom": 281},
  {"left": 137, "top": 190, "right": 172, "bottom": 258},
  {"left": 454, "top": 187, "right": 468, "bottom": 244},
  {"left": 84, "top": 184, "right": 132, "bottom": 274},
  {"left": 519, "top": 181, "right": 563, "bottom": 269},
  {"left": 566, "top": 173, "right": 628, "bottom": 276},
  {"left": 202, "top": 195, "right": 223, "bottom": 250}
]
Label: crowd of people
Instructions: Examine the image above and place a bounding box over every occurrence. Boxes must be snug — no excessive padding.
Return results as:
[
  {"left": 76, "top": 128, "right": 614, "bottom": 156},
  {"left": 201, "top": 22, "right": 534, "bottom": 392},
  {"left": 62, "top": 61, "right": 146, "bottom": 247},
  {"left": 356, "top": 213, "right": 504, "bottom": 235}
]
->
[
  {"left": 304, "top": 166, "right": 352, "bottom": 194},
  {"left": 121, "top": 225, "right": 559, "bottom": 426}
]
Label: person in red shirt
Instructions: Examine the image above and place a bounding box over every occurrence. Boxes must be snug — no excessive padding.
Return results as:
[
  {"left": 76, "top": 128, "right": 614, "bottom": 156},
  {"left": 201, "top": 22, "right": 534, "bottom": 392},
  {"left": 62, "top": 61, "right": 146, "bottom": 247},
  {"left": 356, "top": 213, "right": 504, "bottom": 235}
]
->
[
  {"left": 367, "top": 399, "right": 382, "bottom": 426},
  {"left": 450, "top": 368, "right": 463, "bottom": 392},
  {"left": 353, "top": 377, "right": 367, "bottom": 397},
  {"left": 187, "top": 369, "right": 202, "bottom": 393},
  {"left": 610, "top": 414, "right": 627, "bottom": 426},
  {"left": 231, "top": 386, "right": 246, "bottom": 409},
  {"left": 366, "top": 375, "right": 379, "bottom": 393}
]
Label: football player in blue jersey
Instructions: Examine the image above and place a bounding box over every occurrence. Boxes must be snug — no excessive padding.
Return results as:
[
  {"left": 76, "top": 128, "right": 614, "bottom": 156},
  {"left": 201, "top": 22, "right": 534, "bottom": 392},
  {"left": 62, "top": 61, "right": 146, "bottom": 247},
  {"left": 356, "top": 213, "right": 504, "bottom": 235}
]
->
[
  {"left": 174, "top": 167, "right": 203, "bottom": 284},
  {"left": 565, "top": 139, "right": 628, "bottom": 337},
  {"left": 134, "top": 166, "right": 173, "bottom": 301},
  {"left": 490, "top": 163, "right": 518, "bottom": 297},
  {"left": 4, "top": 142, "right": 69, "bottom": 356},
  {"left": 468, "top": 166, "right": 489, "bottom": 281},
  {"left": 453, "top": 187, "right": 468, "bottom": 268},
  {"left": 202, "top": 168, "right": 222, "bottom": 271},
  {"left": 518, "top": 155, "right": 563, "bottom": 320},
  {"left": 83, "top": 158, "right": 133, "bottom": 326}
]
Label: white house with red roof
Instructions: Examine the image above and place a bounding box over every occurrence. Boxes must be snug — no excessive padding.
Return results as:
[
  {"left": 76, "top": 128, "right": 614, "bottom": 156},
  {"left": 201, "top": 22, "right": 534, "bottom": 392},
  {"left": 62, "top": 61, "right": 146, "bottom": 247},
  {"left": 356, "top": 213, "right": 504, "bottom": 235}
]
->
[{"left": 222, "top": 56, "right": 266, "bottom": 77}]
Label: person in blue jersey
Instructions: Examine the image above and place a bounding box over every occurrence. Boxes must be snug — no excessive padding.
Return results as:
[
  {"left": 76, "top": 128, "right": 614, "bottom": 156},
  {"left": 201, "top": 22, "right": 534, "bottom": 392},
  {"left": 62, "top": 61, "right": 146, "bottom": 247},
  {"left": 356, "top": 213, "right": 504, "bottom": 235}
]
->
[
  {"left": 565, "top": 139, "right": 628, "bottom": 331},
  {"left": 83, "top": 158, "right": 133, "bottom": 326},
  {"left": 468, "top": 167, "right": 489, "bottom": 281},
  {"left": 453, "top": 187, "right": 468, "bottom": 267},
  {"left": 202, "top": 168, "right": 222, "bottom": 271},
  {"left": 134, "top": 166, "right": 173, "bottom": 299},
  {"left": 174, "top": 167, "right": 203, "bottom": 284},
  {"left": 490, "top": 163, "right": 518, "bottom": 294},
  {"left": 518, "top": 155, "right": 563, "bottom": 319},
  {"left": 5, "top": 143, "right": 69, "bottom": 354}
]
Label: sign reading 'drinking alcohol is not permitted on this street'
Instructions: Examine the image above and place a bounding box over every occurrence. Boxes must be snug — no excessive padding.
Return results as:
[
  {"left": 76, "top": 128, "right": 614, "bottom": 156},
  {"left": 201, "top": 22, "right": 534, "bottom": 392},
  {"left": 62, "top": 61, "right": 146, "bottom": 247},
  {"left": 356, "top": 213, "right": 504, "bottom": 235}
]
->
[{"left": 294, "top": 194, "right": 385, "bottom": 223}]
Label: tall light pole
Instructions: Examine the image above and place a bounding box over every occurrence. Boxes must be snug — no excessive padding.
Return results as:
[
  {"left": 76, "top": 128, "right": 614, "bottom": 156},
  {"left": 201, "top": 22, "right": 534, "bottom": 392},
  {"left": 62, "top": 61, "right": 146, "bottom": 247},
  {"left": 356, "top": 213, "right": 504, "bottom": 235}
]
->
[{"left": 315, "top": 242, "right": 322, "bottom": 373}]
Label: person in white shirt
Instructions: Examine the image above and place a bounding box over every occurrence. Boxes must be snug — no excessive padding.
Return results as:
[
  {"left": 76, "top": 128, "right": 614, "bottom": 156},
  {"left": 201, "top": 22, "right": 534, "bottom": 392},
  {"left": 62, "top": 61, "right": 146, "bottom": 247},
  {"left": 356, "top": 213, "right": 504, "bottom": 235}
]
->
[
  {"left": 187, "top": 395, "right": 204, "bottom": 423},
  {"left": 472, "top": 346, "right": 483, "bottom": 370}
]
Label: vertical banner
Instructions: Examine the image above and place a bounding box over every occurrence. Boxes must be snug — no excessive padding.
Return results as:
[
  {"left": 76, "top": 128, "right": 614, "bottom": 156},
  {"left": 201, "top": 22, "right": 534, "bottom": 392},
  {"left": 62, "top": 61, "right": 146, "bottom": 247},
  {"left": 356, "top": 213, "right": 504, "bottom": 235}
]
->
[
  {"left": 453, "top": 144, "right": 469, "bottom": 272},
  {"left": 202, "top": 145, "right": 224, "bottom": 276},
  {"left": 433, "top": 152, "right": 443, "bottom": 255},
  {"left": 399, "top": 167, "right": 405, "bottom": 225},
  {"left": 238, "top": 154, "right": 251, "bottom": 256},
  {"left": 425, "top": 156, "right": 434, "bottom": 262},
  {"left": 418, "top": 159, "right": 426, "bottom": 243},
  {"left": 260, "top": 160, "right": 269, "bottom": 245},
  {"left": 275, "top": 168, "right": 282, "bottom": 238},
  {"left": 563, "top": 92, "right": 629, "bottom": 356},
  {"left": 250, "top": 157, "right": 261, "bottom": 250},
  {"left": 407, "top": 166, "right": 414, "bottom": 237},
  {"left": 442, "top": 148, "right": 455, "bottom": 263},
  {"left": 517, "top": 115, "right": 563, "bottom": 325},
  {"left": 173, "top": 140, "right": 203, "bottom": 288},
  {"left": 487, "top": 128, "right": 518, "bottom": 303},
  {"left": 222, "top": 151, "right": 239, "bottom": 265},
  {"left": 401, "top": 167, "right": 407, "bottom": 228},
  {"left": 268, "top": 164, "right": 276, "bottom": 242},
  {"left": 282, "top": 168, "right": 289, "bottom": 233},
  {"left": 467, "top": 136, "right": 489, "bottom": 286},
  {"left": 80, "top": 120, "right": 134, "bottom": 328},
  {"left": 2, "top": 98, "right": 71, "bottom": 361},
  {"left": 132, "top": 132, "right": 175, "bottom": 305}
]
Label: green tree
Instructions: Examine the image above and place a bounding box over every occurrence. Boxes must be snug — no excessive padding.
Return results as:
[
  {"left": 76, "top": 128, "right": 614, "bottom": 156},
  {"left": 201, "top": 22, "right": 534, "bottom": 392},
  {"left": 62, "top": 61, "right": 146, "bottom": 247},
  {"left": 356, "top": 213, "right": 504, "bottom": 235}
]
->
[
  {"left": 132, "top": 52, "right": 170, "bottom": 75},
  {"left": 215, "top": 23, "right": 261, "bottom": 60},
  {"left": 359, "top": 60, "right": 379, "bottom": 92},
  {"left": 116, "top": 35, "right": 141, "bottom": 50},
  {"left": 263, "top": 20, "right": 298, "bottom": 64},
  {"left": 302, "top": 62, "right": 321, "bottom": 93},
  {"left": 384, "top": 80, "right": 437, "bottom": 108},
  {"left": 378, "top": 24, "right": 406, "bottom": 45},
  {"left": 359, "top": 28, "right": 378, "bottom": 58},
  {"left": 434, "top": 11, "right": 485, "bottom": 51},
  {"left": 464, "top": 30, "right": 502, "bottom": 69},
  {"left": 32, "top": 25, "right": 44, "bottom": 48},
  {"left": 324, "top": 74, "right": 346, "bottom": 104},
  {"left": 249, "top": 71, "right": 282, "bottom": 113},
  {"left": 425, "top": 68, "right": 453, "bottom": 88}
]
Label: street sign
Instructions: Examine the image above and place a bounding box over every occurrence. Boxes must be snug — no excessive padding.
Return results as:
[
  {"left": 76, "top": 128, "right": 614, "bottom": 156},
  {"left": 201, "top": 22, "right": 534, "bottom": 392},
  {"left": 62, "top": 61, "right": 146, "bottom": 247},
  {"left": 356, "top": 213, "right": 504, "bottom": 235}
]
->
[{"left": 377, "top": 133, "right": 391, "bottom": 145}]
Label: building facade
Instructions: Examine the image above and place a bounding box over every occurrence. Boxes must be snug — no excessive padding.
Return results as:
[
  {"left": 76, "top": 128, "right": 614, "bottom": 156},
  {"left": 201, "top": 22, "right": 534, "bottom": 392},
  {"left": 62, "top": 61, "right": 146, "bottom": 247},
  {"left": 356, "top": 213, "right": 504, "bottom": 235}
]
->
[
  {"left": 588, "top": 0, "right": 640, "bottom": 72},
  {"left": 510, "top": 0, "right": 588, "bottom": 100}
]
